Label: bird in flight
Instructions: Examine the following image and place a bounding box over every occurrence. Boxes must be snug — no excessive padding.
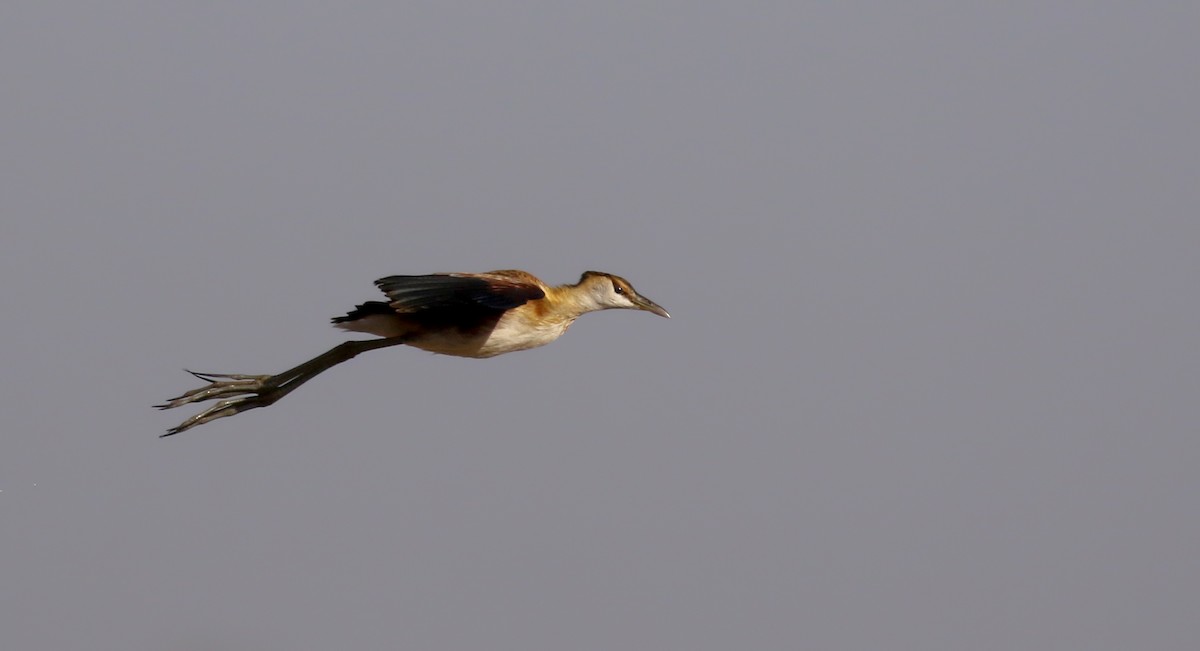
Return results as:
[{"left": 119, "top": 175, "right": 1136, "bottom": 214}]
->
[{"left": 156, "top": 270, "right": 669, "bottom": 437}]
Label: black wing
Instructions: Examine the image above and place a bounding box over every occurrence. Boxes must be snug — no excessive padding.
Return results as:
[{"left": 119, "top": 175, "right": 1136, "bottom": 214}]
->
[{"left": 375, "top": 273, "right": 545, "bottom": 313}]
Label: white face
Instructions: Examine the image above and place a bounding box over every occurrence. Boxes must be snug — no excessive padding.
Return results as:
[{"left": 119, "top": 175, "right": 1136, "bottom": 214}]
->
[{"left": 590, "top": 276, "right": 639, "bottom": 310}]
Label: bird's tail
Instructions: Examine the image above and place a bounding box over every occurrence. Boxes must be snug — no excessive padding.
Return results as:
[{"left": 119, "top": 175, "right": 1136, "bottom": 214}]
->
[
  {"left": 331, "top": 301, "right": 409, "bottom": 338},
  {"left": 331, "top": 301, "right": 395, "bottom": 325}
]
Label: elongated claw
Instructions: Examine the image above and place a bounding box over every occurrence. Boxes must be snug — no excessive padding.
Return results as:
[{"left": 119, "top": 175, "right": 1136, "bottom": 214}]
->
[
  {"left": 186, "top": 370, "right": 271, "bottom": 382},
  {"left": 161, "top": 394, "right": 278, "bottom": 437},
  {"left": 154, "top": 373, "right": 273, "bottom": 410},
  {"left": 157, "top": 370, "right": 286, "bottom": 435}
]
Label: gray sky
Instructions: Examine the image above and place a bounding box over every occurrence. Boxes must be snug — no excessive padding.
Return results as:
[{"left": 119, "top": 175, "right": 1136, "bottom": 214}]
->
[{"left": 3, "top": 2, "right": 1198, "bottom": 649}]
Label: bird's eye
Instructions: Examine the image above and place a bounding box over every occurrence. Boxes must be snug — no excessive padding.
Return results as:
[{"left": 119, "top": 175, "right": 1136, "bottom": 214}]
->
[{"left": 613, "top": 284, "right": 624, "bottom": 294}]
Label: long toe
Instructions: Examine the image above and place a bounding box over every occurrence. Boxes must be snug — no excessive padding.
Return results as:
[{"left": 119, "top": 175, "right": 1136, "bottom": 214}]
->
[
  {"left": 160, "top": 386, "right": 287, "bottom": 437},
  {"left": 186, "top": 370, "right": 274, "bottom": 382},
  {"left": 161, "top": 395, "right": 262, "bottom": 436},
  {"left": 156, "top": 373, "right": 276, "bottom": 409}
]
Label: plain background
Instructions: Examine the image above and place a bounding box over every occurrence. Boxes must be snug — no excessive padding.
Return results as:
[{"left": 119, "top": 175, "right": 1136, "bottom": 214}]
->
[{"left": 3, "top": 3, "right": 1198, "bottom": 649}]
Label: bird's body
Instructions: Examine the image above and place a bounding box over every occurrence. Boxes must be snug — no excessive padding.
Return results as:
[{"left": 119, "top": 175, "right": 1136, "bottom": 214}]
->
[
  {"left": 157, "top": 270, "right": 668, "bottom": 436},
  {"left": 335, "top": 270, "right": 568, "bottom": 357},
  {"left": 340, "top": 302, "right": 574, "bottom": 358},
  {"left": 331, "top": 269, "right": 666, "bottom": 358}
]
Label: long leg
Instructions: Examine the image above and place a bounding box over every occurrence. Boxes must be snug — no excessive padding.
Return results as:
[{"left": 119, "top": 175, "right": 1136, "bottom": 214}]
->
[{"left": 156, "top": 337, "right": 409, "bottom": 437}]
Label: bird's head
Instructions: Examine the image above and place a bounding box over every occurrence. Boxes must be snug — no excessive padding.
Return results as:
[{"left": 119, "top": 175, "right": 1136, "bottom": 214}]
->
[{"left": 574, "top": 271, "right": 670, "bottom": 318}]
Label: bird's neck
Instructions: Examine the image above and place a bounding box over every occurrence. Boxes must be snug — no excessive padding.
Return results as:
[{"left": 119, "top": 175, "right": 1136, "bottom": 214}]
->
[{"left": 543, "top": 283, "right": 604, "bottom": 321}]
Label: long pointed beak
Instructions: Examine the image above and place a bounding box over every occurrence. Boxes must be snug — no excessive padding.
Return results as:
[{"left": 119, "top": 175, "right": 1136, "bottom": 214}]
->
[{"left": 634, "top": 295, "right": 670, "bottom": 319}]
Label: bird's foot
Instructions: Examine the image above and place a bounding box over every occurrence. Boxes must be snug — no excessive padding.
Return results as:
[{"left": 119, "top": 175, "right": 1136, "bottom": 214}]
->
[
  {"left": 156, "top": 370, "right": 282, "bottom": 437},
  {"left": 156, "top": 370, "right": 273, "bottom": 408}
]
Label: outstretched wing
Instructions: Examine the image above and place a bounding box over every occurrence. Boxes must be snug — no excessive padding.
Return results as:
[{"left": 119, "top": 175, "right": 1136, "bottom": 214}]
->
[{"left": 375, "top": 271, "right": 546, "bottom": 313}]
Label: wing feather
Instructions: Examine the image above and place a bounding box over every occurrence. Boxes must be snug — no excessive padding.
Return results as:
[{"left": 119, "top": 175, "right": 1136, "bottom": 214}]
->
[{"left": 374, "top": 272, "right": 545, "bottom": 313}]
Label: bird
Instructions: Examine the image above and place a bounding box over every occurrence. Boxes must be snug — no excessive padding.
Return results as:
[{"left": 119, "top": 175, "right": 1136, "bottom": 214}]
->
[{"left": 156, "top": 269, "right": 669, "bottom": 437}]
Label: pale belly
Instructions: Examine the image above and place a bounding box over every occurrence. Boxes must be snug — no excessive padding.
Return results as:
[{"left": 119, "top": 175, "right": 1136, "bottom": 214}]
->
[{"left": 408, "top": 313, "right": 575, "bottom": 358}]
